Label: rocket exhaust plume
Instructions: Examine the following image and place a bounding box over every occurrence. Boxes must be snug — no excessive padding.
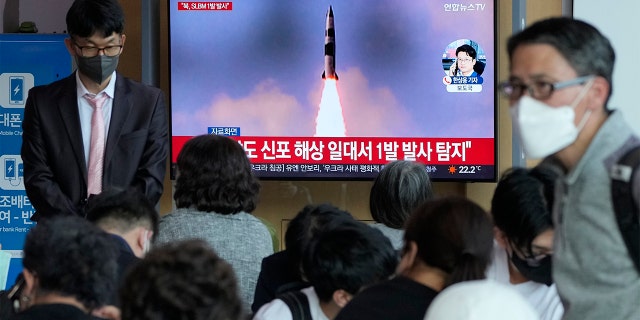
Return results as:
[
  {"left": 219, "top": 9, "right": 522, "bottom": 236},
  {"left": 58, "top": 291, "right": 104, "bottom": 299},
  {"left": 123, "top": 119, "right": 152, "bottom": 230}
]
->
[
  {"left": 315, "top": 6, "right": 346, "bottom": 137},
  {"left": 315, "top": 79, "right": 346, "bottom": 137}
]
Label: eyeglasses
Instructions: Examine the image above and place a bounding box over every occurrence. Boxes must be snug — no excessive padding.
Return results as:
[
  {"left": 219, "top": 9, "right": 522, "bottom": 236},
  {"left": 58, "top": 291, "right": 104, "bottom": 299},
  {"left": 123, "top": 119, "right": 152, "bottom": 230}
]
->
[
  {"left": 498, "top": 75, "right": 594, "bottom": 101},
  {"left": 72, "top": 39, "right": 123, "bottom": 58},
  {"left": 456, "top": 58, "right": 473, "bottom": 63},
  {"left": 509, "top": 241, "right": 551, "bottom": 267}
]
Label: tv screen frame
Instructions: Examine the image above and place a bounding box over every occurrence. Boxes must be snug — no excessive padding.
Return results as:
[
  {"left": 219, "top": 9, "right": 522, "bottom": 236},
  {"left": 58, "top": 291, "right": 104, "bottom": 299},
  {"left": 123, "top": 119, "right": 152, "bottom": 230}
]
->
[{"left": 168, "top": 1, "right": 497, "bottom": 182}]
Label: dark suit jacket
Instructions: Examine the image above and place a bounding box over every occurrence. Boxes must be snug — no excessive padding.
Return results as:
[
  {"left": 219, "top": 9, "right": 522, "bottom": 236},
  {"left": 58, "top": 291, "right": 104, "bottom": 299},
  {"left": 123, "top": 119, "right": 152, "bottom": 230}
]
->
[
  {"left": 251, "top": 250, "right": 308, "bottom": 313},
  {"left": 109, "top": 234, "right": 140, "bottom": 307},
  {"left": 21, "top": 72, "right": 168, "bottom": 220}
]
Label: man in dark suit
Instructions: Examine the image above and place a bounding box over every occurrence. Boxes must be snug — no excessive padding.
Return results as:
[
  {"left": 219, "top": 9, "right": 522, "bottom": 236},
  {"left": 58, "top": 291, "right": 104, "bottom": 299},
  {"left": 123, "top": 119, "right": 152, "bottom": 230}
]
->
[{"left": 21, "top": 0, "right": 168, "bottom": 221}]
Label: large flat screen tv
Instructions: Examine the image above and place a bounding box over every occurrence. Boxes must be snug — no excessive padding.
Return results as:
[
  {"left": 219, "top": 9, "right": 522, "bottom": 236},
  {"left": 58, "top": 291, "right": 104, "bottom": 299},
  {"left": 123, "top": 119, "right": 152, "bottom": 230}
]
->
[{"left": 169, "top": 1, "right": 496, "bottom": 181}]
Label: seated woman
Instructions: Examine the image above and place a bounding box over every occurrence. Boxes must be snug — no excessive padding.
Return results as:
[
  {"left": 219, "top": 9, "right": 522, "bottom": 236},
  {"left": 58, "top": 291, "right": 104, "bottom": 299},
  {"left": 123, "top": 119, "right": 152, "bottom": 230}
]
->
[
  {"left": 335, "top": 196, "right": 494, "bottom": 320},
  {"left": 10, "top": 216, "right": 118, "bottom": 320},
  {"left": 369, "top": 160, "right": 434, "bottom": 250},
  {"left": 156, "top": 134, "right": 273, "bottom": 310},
  {"left": 487, "top": 166, "right": 563, "bottom": 320}
]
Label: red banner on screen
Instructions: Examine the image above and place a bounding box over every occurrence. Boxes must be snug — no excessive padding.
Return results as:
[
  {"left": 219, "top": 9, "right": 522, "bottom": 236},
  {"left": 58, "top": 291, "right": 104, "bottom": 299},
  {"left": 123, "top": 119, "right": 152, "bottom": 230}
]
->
[
  {"left": 177, "top": 2, "right": 232, "bottom": 10},
  {"left": 172, "top": 136, "right": 494, "bottom": 165}
]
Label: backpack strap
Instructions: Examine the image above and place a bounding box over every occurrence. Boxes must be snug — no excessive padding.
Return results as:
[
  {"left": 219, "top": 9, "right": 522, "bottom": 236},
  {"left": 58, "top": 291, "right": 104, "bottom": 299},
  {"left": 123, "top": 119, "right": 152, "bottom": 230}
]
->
[
  {"left": 278, "top": 290, "right": 312, "bottom": 320},
  {"left": 611, "top": 146, "right": 640, "bottom": 273}
]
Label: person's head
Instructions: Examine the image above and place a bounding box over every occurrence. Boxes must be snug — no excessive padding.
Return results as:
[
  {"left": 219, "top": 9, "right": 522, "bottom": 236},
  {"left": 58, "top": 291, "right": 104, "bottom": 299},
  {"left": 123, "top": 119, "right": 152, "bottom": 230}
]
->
[
  {"left": 491, "top": 166, "right": 558, "bottom": 285},
  {"left": 399, "top": 196, "right": 493, "bottom": 289},
  {"left": 86, "top": 188, "right": 159, "bottom": 258},
  {"left": 423, "top": 280, "right": 538, "bottom": 320},
  {"left": 21, "top": 216, "right": 118, "bottom": 311},
  {"left": 455, "top": 44, "right": 477, "bottom": 76},
  {"left": 65, "top": 0, "right": 126, "bottom": 85},
  {"left": 174, "top": 134, "right": 260, "bottom": 214},
  {"left": 502, "top": 17, "right": 614, "bottom": 161},
  {"left": 120, "top": 239, "right": 243, "bottom": 320},
  {"left": 302, "top": 219, "right": 397, "bottom": 310},
  {"left": 370, "top": 160, "right": 434, "bottom": 229},
  {"left": 285, "top": 203, "right": 354, "bottom": 277}
]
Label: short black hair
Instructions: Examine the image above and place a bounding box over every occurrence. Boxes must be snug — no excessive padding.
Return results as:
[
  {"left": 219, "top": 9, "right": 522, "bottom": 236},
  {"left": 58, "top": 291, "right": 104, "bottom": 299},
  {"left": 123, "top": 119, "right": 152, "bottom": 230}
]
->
[
  {"left": 456, "top": 44, "right": 477, "bottom": 60},
  {"left": 174, "top": 134, "right": 260, "bottom": 214},
  {"left": 85, "top": 188, "right": 159, "bottom": 239},
  {"left": 404, "top": 196, "right": 493, "bottom": 288},
  {"left": 302, "top": 219, "right": 397, "bottom": 302},
  {"left": 120, "top": 239, "right": 243, "bottom": 320},
  {"left": 66, "top": 0, "right": 125, "bottom": 38},
  {"left": 285, "top": 204, "right": 354, "bottom": 277},
  {"left": 507, "top": 17, "right": 615, "bottom": 106},
  {"left": 370, "top": 160, "right": 433, "bottom": 229},
  {"left": 491, "top": 166, "right": 558, "bottom": 256},
  {"left": 22, "top": 216, "right": 118, "bottom": 310}
]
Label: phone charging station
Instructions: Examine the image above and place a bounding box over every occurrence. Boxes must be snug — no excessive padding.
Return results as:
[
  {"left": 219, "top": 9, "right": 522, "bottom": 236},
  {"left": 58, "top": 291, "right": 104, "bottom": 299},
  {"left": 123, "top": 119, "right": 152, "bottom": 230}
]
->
[{"left": 0, "top": 33, "right": 72, "bottom": 289}]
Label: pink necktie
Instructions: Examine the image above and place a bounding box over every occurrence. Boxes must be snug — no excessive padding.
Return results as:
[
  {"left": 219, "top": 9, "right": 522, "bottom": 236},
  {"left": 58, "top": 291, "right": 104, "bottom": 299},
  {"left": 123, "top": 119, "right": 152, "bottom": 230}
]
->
[{"left": 84, "top": 93, "right": 107, "bottom": 196}]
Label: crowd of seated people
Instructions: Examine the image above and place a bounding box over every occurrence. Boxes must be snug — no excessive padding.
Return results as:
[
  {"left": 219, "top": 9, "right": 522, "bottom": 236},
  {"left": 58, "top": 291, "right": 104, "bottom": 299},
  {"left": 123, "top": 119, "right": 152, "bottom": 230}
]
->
[
  {"left": 2, "top": 136, "right": 572, "bottom": 320},
  {"left": 336, "top": 196, "right": 494, "bottom": 320},
  {"left": 254, "top": 205, "right": 397, "bottom": 320}
]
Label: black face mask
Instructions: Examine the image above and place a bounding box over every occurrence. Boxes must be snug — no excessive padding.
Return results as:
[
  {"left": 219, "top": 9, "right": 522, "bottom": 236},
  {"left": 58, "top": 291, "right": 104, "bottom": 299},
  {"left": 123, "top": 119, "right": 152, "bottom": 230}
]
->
[
  {"left": 76, "top": 55, "right": 119, "bottom": 84},
  {"left": 510, "top": 252, "right": 553, "bottom": 286}
]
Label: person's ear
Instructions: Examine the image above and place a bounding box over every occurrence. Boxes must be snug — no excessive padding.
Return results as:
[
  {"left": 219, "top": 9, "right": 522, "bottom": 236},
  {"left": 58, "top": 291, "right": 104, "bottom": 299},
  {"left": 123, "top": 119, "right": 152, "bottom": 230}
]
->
[
  {"left": 586, "top": 76, "right": 609, "bottom": 112},
  {"left": 119, "top": 34, "right": 126, "bottom": 52},
  {"left": 21, "top": 269, "right": 37, "bottom": 309},
  {"left": 332, "top": 289, "right": 353, "bottom": 308},
  {"left": 64, "top": 37, "right": 78, "bottom": 57},
  {"left": 134, "top": 227, "right": 152, "bottom": 257},
  {"left": 494, "top": 226, "right": 507, "bottom": 249},
  {"left": 396, "top": 241, "right": 418, "bottom": 275}
]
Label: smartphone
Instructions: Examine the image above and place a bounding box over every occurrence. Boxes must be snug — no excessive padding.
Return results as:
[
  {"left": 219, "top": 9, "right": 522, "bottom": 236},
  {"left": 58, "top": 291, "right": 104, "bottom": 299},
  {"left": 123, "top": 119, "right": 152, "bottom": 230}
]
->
[
  {"left": 4, "top": 158, "right": 17, "bottom": 181},
  {"left": 9, "top": 76, "right": 24, "bottom": 105},
  {"left": 7, "top": 276, "right": 24, "bottom": 313}
]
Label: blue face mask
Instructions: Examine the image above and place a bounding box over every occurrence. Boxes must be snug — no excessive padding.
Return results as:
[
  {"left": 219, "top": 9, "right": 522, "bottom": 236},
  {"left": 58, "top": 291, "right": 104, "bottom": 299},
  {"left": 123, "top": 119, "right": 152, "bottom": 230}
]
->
[{"left": 510, "top": 252, "right": 553, "bottom": 286}]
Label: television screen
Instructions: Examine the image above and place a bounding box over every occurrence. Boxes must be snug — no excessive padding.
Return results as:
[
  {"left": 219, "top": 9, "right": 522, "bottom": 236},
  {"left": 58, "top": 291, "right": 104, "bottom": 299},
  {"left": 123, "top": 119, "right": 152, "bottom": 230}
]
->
[{"left": 169, "top": 1, "right": 496, "bottom": 181}]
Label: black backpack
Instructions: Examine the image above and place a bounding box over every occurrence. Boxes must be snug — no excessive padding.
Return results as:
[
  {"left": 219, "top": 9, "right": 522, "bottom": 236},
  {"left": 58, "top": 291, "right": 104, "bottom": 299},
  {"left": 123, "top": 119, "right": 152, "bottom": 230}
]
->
[
  {"left": 611, "top": 146, "right": 640, "bottom": 273},
  {"left": 278, "top": 290, "right": 312, "bottom": 320}
]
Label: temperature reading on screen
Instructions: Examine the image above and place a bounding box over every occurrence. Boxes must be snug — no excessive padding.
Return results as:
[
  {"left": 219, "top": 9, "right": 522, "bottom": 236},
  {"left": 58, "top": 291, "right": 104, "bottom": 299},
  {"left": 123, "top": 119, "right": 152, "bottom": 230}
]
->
[{"left": 458, "top": 165, "right": 481, "bottom": 174}]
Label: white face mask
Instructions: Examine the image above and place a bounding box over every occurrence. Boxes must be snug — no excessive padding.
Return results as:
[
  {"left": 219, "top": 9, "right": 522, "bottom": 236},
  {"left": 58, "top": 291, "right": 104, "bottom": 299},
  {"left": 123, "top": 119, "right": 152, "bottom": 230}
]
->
[{"left": 511, "top": 80, "right": 593, "bottom": 159}]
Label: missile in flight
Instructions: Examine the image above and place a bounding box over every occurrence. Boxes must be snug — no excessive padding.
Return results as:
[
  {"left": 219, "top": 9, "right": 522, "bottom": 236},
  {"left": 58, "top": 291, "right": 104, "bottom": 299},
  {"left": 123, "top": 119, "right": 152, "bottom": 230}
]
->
[{"left": 322, "top": 5, "right": 338, "bottom": 80}]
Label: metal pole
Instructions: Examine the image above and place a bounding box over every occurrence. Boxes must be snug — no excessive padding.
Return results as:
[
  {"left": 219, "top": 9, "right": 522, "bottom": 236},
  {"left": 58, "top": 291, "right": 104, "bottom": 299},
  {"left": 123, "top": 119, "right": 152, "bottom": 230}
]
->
[{"left": 141, "top": 0, "right": 159, "bottom": 87}]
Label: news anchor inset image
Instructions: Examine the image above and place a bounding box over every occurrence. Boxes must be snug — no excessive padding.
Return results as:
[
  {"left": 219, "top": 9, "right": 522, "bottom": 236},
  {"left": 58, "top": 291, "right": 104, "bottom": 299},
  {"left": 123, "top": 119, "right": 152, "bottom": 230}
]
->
[{"left": 441, "top": 39, "right": 485, "bottom": 92}]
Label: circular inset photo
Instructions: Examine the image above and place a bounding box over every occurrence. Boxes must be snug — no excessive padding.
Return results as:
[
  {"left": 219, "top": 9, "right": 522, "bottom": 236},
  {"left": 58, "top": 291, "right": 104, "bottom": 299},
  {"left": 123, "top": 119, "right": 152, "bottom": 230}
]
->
[{"left": 442, "top": 39, "right": 486, "bottom": 77}]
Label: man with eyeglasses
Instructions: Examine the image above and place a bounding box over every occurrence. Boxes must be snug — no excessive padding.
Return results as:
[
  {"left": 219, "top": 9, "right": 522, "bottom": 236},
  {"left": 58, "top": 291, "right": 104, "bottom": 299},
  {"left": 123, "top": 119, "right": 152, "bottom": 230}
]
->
[
  {"left": 449, "top": 44, "right": 480, "bottom": 77},
  {"left": 501, "top": 17, "right": 640, "bottom": 320},
  {"left": 488, "top": 166, "right": 563, "bottom": 320},
  {"left": 21, "top": 0, "right": 168, "bottom": 221}
]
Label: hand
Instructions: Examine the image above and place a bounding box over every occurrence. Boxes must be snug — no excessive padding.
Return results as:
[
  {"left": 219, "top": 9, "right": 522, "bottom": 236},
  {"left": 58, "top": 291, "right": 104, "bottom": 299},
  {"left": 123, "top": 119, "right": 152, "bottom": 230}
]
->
[
  {"left": 92, "top": 305, "right": 121, "bottom": 320},
  {"left": 449, "top": 61, "right": 457, "bottom": 76}
]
